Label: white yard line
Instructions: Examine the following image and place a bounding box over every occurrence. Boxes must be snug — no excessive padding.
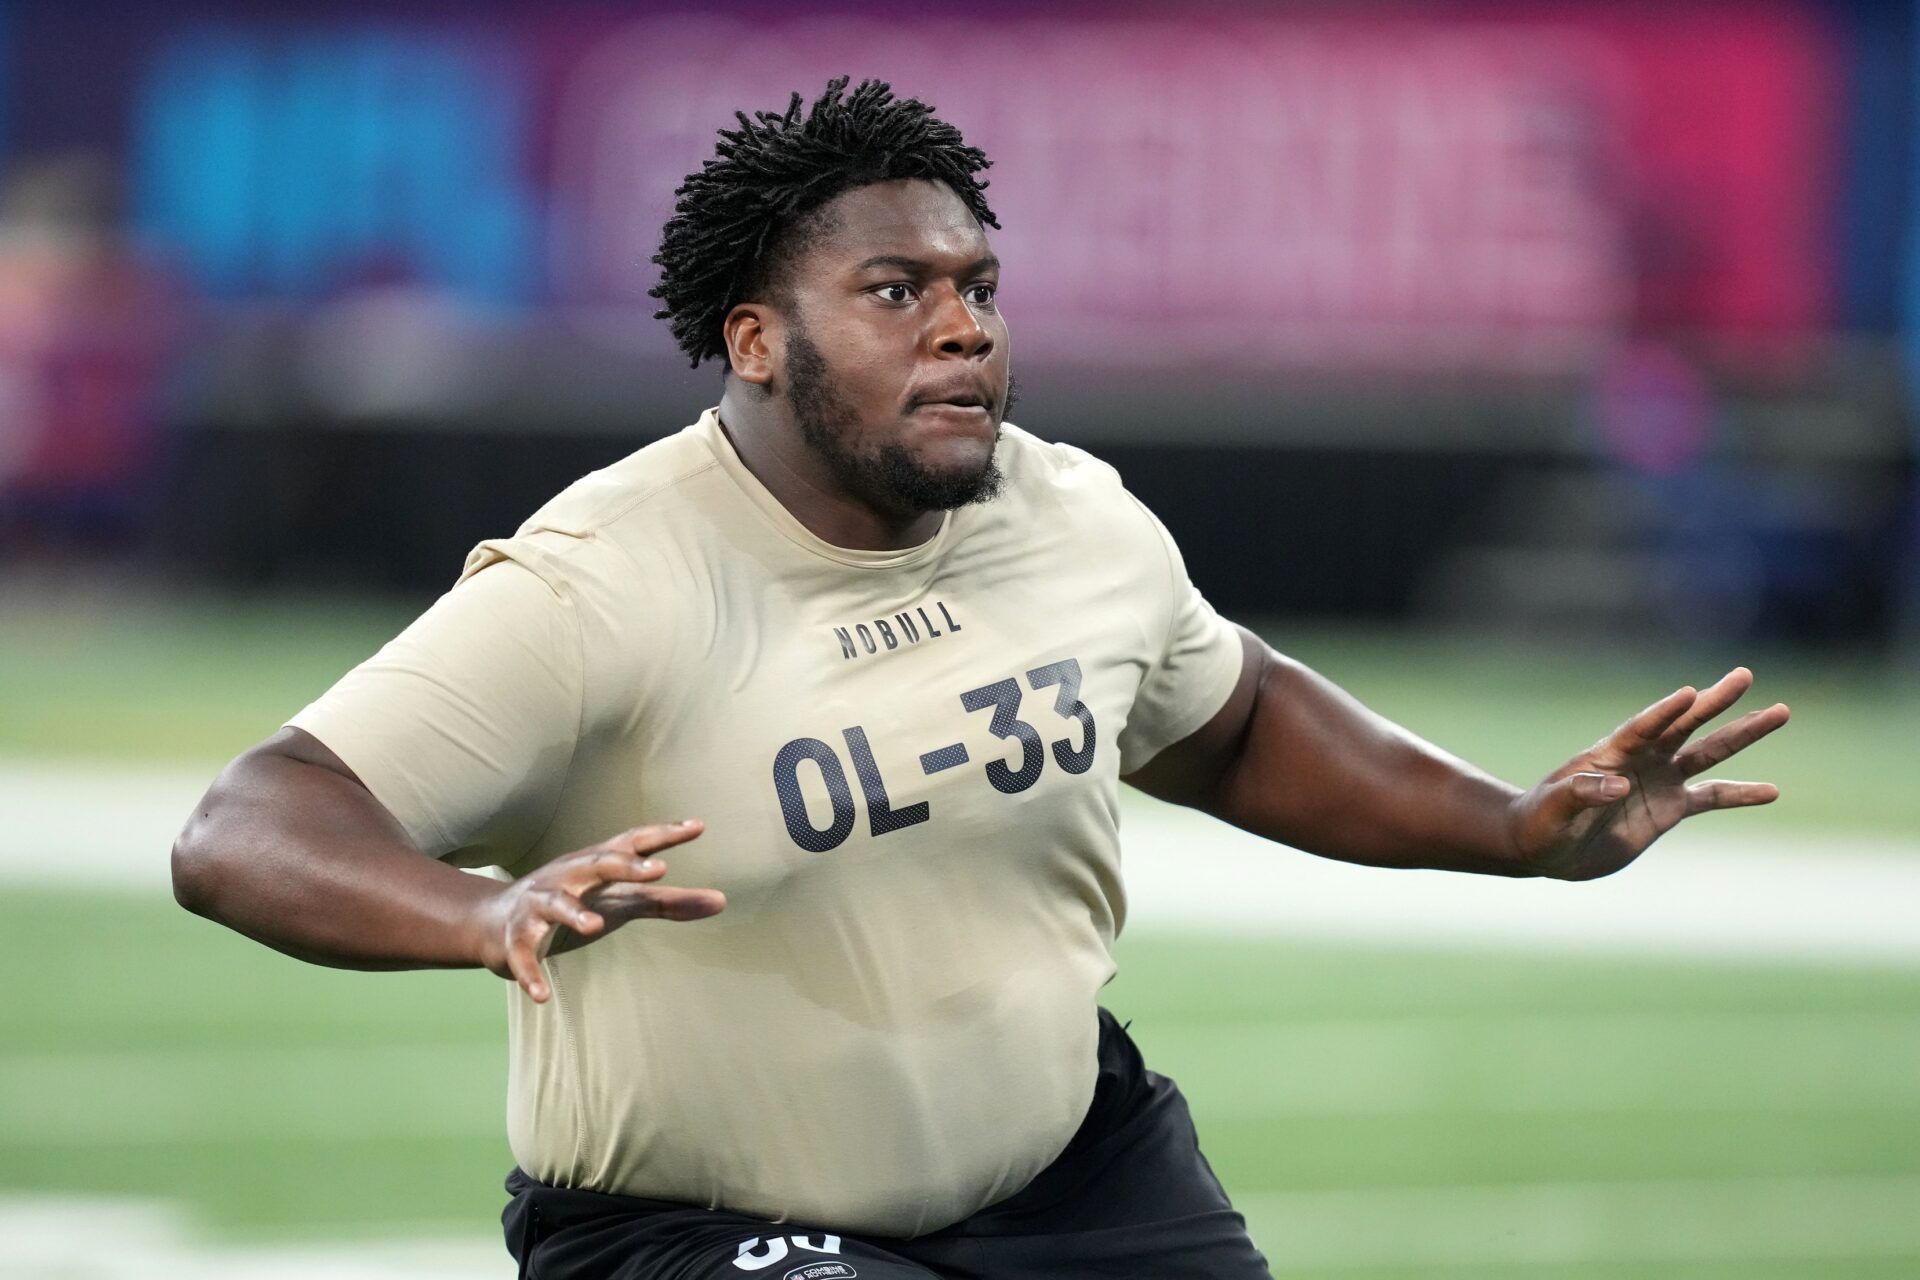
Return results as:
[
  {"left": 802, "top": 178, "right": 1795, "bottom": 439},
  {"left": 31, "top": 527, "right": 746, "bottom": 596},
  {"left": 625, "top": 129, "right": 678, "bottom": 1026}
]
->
[
  {"left": 0, "top": 760, "right": 213, "bottom": 880},
  {"left": 0, "top": 1198, "right": 507, "bottom": 1280},
  {"left": 1119, "top": 794, "right": 1920, "bottom": 963},
  {"left": 4, "top": 759, "right": 1919, "bottom": 961}
]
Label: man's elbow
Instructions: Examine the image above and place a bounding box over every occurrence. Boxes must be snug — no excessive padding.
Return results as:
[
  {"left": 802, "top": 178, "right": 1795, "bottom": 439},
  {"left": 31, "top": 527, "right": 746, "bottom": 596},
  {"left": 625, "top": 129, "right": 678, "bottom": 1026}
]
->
[
  {"left": 170, "top": 754, "right": 258, "bottom": 917},
  {"left": 171, "top": 802, "right": 226, "bottom": 916}
]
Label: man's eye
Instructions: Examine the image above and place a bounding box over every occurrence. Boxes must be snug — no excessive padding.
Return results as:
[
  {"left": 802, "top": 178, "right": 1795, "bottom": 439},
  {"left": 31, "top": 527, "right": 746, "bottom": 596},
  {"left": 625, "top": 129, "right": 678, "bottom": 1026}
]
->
[
  {"left": 966, "top": 284, "right": 997, "bottom": 306},
  {"left": 876, "top": 284, "right": 914, "bottom": 303}
]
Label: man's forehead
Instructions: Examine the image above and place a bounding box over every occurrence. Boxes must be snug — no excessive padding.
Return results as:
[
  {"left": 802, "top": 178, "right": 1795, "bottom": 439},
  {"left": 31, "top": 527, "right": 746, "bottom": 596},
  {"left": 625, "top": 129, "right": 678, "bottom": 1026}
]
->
[{"left": 810, "top": 179, "right": 991, "bottom": 270}]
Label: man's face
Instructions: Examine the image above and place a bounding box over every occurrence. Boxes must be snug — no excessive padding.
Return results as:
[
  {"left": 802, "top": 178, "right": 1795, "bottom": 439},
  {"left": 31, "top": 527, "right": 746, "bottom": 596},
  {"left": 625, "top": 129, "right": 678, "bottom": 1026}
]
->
[{"left": 772, "top": 179, "right": 1013, "bottom": 516}]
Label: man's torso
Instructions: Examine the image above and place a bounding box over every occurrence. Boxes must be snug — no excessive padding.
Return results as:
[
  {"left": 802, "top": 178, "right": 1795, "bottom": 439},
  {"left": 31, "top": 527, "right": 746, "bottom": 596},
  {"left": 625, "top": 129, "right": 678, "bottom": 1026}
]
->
[{"left": 292, "top": 411, "right": 1240, "bottom": 1235}]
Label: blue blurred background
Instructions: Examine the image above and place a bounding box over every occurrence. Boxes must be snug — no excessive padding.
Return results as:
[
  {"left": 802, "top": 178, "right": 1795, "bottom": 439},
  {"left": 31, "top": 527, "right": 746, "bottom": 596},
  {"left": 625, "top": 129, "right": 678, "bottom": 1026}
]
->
[
  {"left": 0, "top": 0, "right": 1911, "bottom": 647},
  {"left": 3, "top": 3, "right": 1917, "bottom": 1278}
]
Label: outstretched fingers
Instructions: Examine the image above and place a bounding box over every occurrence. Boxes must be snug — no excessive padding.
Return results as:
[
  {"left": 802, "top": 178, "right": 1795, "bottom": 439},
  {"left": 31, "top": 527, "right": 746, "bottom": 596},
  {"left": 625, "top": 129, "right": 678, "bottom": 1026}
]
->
[
  {"left": 1675, "top": 702, "right": 1791, "bottom": 777},
  {"left": 1685, "top": 779, "right": 1781, "bottom": 815},
  {"left": 605, "top": 819, "right": 706, "bottom": 859},
  {"left": 507, "top": 820, "right": 720, "bottom": 1002},
  {"left": 1608, "top": 685, "right": 1698, "bottom": 756},
  {"left": 559, "top": 820, "right": 706, "bottom": 896},
  {"left": 568, "top": 848, "right": 668, "bottom": 896},
  {"left": 635, "top": 884, "right": 729, "bottom": 921},
  {"left": 1655, "top": 667, "right": 1755, "bottom": 752},
  {"left": 582, "top": 874, "right": 728, "bottom": 920}
]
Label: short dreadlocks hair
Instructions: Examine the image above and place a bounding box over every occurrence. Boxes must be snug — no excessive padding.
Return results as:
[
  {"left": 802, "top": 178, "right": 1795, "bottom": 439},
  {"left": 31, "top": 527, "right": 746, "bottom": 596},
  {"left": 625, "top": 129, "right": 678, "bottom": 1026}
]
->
[{"left": 650, "top": 76, "right": 1000, "bottom": 369}]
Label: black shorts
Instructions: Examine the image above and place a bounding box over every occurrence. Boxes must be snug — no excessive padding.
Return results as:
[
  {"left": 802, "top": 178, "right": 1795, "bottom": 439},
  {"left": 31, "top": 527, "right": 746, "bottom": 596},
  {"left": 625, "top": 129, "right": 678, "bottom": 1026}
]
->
[{"left": 502, "top": 1008, "right": 1272, "bottom": 1279}]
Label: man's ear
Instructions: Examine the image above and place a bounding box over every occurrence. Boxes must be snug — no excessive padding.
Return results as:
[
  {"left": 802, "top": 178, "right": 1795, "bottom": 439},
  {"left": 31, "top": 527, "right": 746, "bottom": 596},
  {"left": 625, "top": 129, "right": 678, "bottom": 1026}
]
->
[{"left": 723, "top": 303, "right": 778, "bottom": 389}]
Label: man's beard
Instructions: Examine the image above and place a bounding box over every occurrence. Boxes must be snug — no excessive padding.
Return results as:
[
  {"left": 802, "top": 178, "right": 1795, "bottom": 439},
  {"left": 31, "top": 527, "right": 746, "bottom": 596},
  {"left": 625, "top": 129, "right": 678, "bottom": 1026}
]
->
[{"left": 785, "top": 326, "right": 1012, "bottom": 516}]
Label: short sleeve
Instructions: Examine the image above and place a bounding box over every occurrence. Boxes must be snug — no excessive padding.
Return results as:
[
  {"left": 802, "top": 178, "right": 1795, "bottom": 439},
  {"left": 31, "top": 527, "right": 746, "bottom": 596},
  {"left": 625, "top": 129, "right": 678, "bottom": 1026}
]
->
[
  {"left": 1115, "top": 500, "right": 1246, "bottom": 774},
  {"left": 286, "top": 558, "right": 583, "bottom": 869}
]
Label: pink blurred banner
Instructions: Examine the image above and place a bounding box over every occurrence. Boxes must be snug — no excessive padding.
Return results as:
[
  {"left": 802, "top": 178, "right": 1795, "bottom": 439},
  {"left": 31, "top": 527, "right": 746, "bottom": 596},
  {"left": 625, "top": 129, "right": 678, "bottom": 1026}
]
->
[
  {"left": 545, "top": 4, "right": 1838, "bottom": 372},
  {"left": 18, "top": 2, "right": 1836, "bottom": 375}
]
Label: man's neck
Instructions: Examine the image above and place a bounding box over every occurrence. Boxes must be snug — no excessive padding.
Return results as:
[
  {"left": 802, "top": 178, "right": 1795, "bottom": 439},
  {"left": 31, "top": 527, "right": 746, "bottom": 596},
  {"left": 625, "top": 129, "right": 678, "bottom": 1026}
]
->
[{"left": 715, "top": 387, "right": 943, "bottom": 552}]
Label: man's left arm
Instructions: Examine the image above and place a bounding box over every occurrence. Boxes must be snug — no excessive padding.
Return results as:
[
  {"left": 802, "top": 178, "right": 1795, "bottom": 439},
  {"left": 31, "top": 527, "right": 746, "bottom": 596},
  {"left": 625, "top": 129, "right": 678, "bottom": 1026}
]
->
[{"left": 1124, "top": 626, "right": 1790, "bottom": 881}]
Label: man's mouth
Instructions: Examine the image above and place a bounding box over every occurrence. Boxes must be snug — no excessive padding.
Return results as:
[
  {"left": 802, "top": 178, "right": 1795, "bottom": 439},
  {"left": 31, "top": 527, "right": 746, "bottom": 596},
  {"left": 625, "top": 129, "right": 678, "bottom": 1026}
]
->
[
  {"left": 914, "top": 400, "right": 994, "bottom": 424},
  {"left": 910, "top": 377, "right": 999, "bottom": 416}
]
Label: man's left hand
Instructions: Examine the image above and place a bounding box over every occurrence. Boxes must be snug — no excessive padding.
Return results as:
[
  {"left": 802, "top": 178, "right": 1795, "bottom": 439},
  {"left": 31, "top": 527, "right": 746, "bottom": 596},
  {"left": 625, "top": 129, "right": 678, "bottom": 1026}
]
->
[{"left": 1507, "top": 667, "right": 1789, "bottom": 881}]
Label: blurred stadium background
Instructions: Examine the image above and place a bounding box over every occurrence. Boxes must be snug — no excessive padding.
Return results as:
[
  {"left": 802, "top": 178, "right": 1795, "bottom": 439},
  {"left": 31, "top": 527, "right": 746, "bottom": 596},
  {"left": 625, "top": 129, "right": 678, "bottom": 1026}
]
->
[{"left": 2, "top": 0, "right": 1917, "bottom": 1276}]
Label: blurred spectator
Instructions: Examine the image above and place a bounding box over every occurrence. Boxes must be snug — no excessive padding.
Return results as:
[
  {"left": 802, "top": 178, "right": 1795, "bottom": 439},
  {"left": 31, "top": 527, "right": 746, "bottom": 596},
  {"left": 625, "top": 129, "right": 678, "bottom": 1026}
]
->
[
  {"left": 1590, "top": 340, "right": 1764, "bottom": 640},
  {"left": 0, "top": 153, "right": 187, "bottom": 558}
]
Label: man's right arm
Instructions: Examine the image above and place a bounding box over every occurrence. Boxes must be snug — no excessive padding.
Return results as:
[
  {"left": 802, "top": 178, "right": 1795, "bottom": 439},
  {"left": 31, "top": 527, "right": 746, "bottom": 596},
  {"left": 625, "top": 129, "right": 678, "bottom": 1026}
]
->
[
  {"left": 171, "top": 726, "right": 510, "bottom": 970},
  {"left": 171, "top": 726, "right": 721, "bottom": 1002}
]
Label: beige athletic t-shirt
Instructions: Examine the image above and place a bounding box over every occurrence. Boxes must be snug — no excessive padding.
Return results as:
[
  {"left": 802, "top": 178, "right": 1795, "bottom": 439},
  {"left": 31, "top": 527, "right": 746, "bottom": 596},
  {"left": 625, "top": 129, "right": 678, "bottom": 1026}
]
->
[{"left": 289, "top": 409, "right": 1244, "bottom": 1237}]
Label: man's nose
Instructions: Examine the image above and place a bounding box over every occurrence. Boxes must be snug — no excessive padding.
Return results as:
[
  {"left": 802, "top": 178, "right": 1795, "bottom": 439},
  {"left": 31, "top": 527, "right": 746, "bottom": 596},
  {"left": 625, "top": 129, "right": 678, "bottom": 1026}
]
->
[{"left": 929, "top": 287, "right": 993, "bottom": 359}]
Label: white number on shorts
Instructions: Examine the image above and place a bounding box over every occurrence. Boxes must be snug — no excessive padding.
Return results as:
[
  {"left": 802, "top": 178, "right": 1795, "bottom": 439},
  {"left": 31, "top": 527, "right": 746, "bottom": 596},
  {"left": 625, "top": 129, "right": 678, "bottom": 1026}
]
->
[{"left": 732, "top": 1234, "right": 842, "bottom": 1271}]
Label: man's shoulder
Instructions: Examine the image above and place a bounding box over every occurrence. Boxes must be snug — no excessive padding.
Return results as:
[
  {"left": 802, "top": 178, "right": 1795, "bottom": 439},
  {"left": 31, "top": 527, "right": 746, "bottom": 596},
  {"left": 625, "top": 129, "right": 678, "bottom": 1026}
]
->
[
  {"left": 995, "top": 423, "right": 1128, "bottom": 501},
  {"left": 522, "top": 426, "right": 721, "bottom": 541},
  {"left": 459, "top": 424, "right": 719, "bottom": 586},
  {"left": 994, "top": 424, "right": 1154, "bottom": 535}
]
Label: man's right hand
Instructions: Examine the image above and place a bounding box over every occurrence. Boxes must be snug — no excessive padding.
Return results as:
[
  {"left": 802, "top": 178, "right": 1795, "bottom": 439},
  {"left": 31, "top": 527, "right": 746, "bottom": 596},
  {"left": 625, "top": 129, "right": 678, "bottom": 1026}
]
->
[{"left": 475, "top": 821, "right": 725, "bottom": 1003}]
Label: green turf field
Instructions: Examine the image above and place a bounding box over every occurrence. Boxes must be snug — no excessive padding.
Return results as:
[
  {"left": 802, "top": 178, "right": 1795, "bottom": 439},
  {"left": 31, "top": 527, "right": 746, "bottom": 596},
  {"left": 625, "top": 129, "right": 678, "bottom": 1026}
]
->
[
  {"left": 4, "top": 889, "right": 1916, "bottom": 1274},
  {"left": 4, "top": 595, "right": 1917, "bottom": 1274}
]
